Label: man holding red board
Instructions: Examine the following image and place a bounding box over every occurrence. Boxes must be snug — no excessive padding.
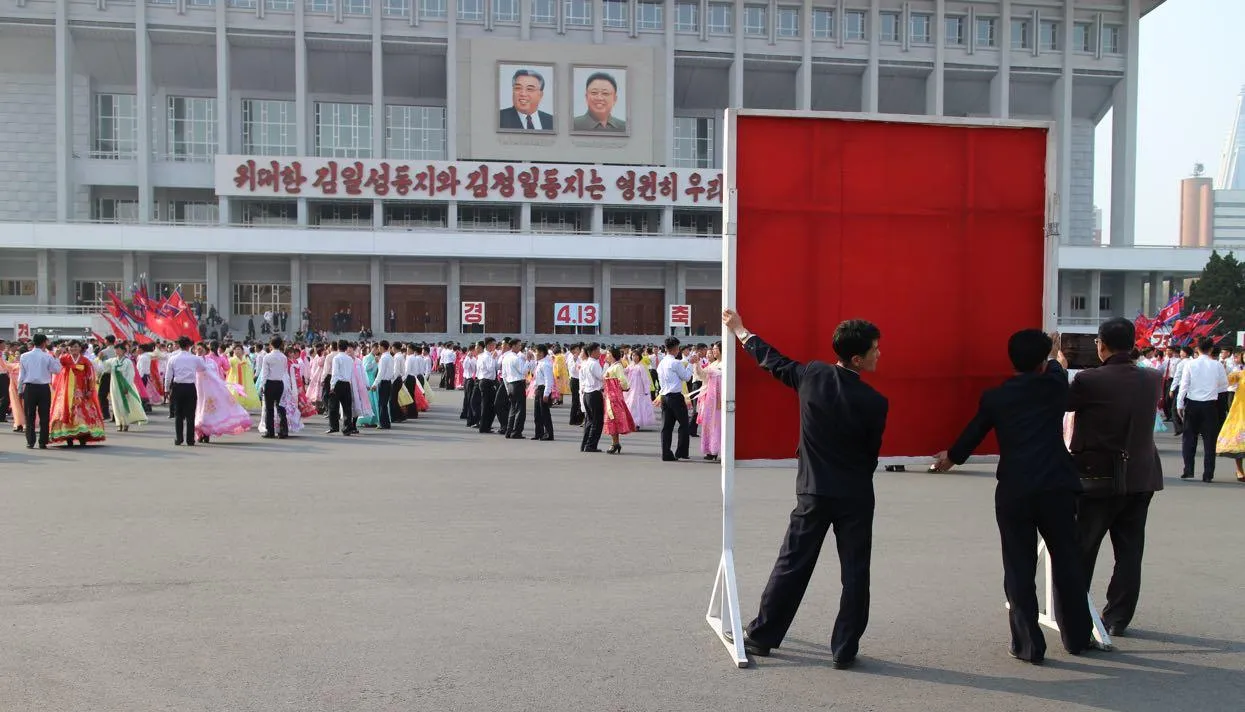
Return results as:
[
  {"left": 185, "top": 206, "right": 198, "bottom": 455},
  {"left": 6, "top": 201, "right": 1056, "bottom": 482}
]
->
[{"left": 722, "top": 308, "right": 888, "bottom": 670}]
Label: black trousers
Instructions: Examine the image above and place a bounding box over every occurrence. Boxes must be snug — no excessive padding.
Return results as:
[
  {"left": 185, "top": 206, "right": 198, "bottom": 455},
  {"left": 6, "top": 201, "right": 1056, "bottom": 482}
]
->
[
  {"left": 443, "top": 363, "right": 455, "bottom": 389},
  {"left": 533, "top": 385, "right": 553, "bottom": 440},
  {"left": 477, "top": 379, "right": 498, "bottom": 432},
  {"left": 1078, "top": 492, "right": 1154, "bottom": 633},
  {"left": 580, "top": 390, "right": 604, "bottom": 451},
  {"left": 688, "top": 380, "right": 701, "bottom": 437},
  {"left": 329, "top": 381, "right": 354, "bottom": 432},
  {"left": 391, "top": 377, "right": 406, "bottom": 422},
  {"left": 405, "top": 375, "right": 419, "bottom": 419},
  {"left": 461, "top": 377, "right": 476, "bottom": 420},
  {"left": 1218, "top": 391, "right": 1231, "bottom": 425},
  {"left": 0, "top": 371, "right": 9, "bottom": 421},
  {"left": 746, "top": 493, "right": 874, "bottom": 662},
  {"left": 569, "top": 378, "right": 583, "bottom": 425},
  {"left": 1181, "top": 400, "right": 1219, "bottom": 479},
  {"left": 97, "top": 371, "right": 112, "bottom": 421},
  {"left": 322, "top": 374, "right": 336, "bottom": 417},
  {"left": 23, "top": 383, "right": 51, "bottom": 447},
  {"left": 495, "top": 379, "right": 512, "bottom": 435},
  {"left": 171, "top": 382, "right": 197, "bottom": 445},
  {"left": 996, "top": 490, "right": 1091, "bottom": 661},
  {"left": 376, "top": 379, "right": 393, "bottom": 429},
  {"left": 660, "top": 393, "right": 691, "bottom": 460},
  {"left": 263, "top": 380, "right": 288, "bottom": 436},
  {"left": 506, "top": 380, "right": 527, "bottom": 438}
]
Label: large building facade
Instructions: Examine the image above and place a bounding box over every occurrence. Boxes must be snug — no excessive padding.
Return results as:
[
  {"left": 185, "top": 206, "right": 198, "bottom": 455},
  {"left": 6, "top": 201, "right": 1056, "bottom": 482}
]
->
[{"left": 0, "top": 0, "right": 1164, "bottom": 339}]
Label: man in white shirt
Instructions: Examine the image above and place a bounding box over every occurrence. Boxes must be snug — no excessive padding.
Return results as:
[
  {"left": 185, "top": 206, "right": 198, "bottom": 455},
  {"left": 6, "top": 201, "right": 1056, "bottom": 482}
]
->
[
  {"left": 460, "top": 344, "right": 479, "bottom": 425},
  {"left": 567, "top": 344, "right": 584, "bottom": 426},
  {"left": 476, "top": 338, "right": 501, "bottom": 434},
  {"left": 164, "top": 336, "right": 207, "bottom": 446},
  {"left": 440, "top": 344, "right": 457, "bottom": 390},
  {"left": 389, "top": 342, "right": 409, "bottom": 424},
  {"left": 328, "top": 339, "right": 358, "bottom": 436},
  {"left": 404, "top": 345, "right": 422, "bottom": 421},
  {"left": 578, "top": 343, "right": 606, "bottom": 453},
  {"left": 656, "top": 336, "right": 694, "bottom": 461},
  {"left": 371, "top": 340, "right": 396, "bottom": 430},
  {"left": 503, "top": 340, "right": 532, "bottom": 439},
  {"left": 531, "top": 344, "right": 555, "bottom": 441},
  {"left": 257, "top": 336, "right": 291, "bottom": 439},
  {"left": 17, "top": 333, "right": 63, "bottom": 449},
  {"left": 1169, "top": 348, "right": 1191, "bottom": 434},
  {"left": 1177, "top": 338, "right": 1230, "bottom": 482}
]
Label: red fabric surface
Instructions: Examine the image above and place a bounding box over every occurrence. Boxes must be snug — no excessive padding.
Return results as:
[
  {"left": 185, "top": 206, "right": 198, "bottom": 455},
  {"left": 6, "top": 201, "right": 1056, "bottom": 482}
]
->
[{"left": 732, "top": 116, "right": 1048, "bottom": 460}]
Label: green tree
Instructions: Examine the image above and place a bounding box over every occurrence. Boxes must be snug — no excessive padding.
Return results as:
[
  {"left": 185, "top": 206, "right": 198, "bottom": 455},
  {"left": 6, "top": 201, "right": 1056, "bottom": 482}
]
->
[{"left": 1184, "top": 250, "right": 1245, "bottom": 334}]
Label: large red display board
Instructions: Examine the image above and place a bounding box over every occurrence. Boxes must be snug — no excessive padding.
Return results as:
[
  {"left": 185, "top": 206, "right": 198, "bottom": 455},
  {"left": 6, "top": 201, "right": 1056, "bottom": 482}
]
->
[{"left": 729, "top": 114, "right": 1050, "bottom": 461}]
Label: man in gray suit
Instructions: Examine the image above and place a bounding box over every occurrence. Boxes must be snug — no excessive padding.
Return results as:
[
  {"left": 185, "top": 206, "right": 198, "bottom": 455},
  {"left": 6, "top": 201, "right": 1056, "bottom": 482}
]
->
[
  {"left": 499, "top": 68, "right": 554, "bottom": 131},
  {"left": 1067, "top": 317, "right": 1164, "bottom": 637},
  {"left": 572, "top": 71, "right": 627, "bottom": 132}
]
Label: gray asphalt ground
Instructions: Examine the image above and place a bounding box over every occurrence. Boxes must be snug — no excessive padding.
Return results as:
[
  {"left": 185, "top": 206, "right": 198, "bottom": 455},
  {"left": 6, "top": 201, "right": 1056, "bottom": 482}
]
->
[{"left": 1, "top": 397, "right": 1242, "bottom": 712}]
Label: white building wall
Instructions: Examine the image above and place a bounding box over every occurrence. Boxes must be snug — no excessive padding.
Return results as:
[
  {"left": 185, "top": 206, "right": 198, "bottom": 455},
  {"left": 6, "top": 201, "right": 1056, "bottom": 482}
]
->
[{"left": 1069, "top": 119, "right": 1096, "bottom": 245}]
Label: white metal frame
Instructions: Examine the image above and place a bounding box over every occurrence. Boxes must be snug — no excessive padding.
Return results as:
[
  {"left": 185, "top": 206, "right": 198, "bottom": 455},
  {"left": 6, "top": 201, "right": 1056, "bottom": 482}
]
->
[
  {"left": 709, "top": 108, "right": 1068, "bottom": 668},
  {"left": 1009, "top": 539, "right": 1115, "bottom": 651}
]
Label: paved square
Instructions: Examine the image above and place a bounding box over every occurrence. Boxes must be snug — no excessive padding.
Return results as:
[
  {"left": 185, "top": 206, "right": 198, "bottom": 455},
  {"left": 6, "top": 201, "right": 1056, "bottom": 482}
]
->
[{"left": 1, "top": 401, "right": 1242, "bottom": 711}]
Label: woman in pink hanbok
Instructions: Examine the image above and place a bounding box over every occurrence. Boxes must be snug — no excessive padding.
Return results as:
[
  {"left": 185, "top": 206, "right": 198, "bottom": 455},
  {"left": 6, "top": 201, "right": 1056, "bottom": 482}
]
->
[
  {"left": 623, "top": 350, "right": 657, "bottom": 428},
  {"left": 454, "top": 350, "right": 465, "bottom": 389},
  {"left": 602, "top": 347, "right": 636, "bottom": 454},
  {"left": 288, "top": 346, "right": 318, "bottom": 418},
  {"left": 350, "top": 348, "right": 375, "bottom": 422},
  {"left": 695, "top": 343, "right": 723, "bottom": 461},
  {"left": 193, "top": 344, "right": 253, "bottom": 442},
  {"left": 306, "top": 346, "right": 326, "bottom": 404}
]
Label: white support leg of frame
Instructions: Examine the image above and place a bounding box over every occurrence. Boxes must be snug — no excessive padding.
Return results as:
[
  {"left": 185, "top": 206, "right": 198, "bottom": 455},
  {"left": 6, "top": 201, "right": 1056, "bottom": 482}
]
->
[{"left": 1005, "top": 538, "right": 1115, "bottom": 651}]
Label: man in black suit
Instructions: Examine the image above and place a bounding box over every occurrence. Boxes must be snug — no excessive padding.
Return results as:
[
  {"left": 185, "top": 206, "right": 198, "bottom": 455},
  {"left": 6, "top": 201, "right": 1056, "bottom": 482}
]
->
[
  {"left": 723, "top": 309, "right": 888, "bottom": 670},
  {"left": 934, "top": 330, "right": 1092, "bottom": 665},
  {"left": 1068, "top": 317, "right": 1163, "bottom": 637},
  {"left": 499, "top": 68, "right": 555, "bottom": 131}
]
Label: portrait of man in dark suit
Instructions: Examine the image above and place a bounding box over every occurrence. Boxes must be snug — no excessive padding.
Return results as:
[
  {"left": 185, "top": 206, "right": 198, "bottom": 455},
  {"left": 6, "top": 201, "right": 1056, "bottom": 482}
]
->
[{"left": 498, "top": 65, "right": 555, "bottom": 132}]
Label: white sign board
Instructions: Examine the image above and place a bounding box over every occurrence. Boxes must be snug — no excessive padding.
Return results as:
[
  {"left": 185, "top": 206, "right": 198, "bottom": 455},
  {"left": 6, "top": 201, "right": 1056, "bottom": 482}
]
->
[
  {"left": 461, "top": 301, "right": 486, "bottom": 327},
  {"left": 668, "top": 304, "right": 692, "bottom": 328},
  {"left": 553, "top": 303, "right": 600, "bottom": 327}
]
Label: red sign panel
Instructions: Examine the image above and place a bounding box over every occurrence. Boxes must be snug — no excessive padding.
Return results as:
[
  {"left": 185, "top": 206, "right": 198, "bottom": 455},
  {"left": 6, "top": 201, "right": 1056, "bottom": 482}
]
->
[{"left": 731, "top": 115, "right": 1049, "bottom": 460}]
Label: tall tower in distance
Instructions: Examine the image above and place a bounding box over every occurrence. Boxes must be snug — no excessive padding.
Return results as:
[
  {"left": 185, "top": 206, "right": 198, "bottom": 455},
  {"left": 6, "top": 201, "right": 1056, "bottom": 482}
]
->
[{"left": 1218, "top": 85, "right": 1245, "bottom": 190}]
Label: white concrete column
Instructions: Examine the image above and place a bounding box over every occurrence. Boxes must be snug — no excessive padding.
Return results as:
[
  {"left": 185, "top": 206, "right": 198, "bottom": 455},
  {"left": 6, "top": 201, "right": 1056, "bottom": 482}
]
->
[
  {"left": 1053, "top": 0, "right": 1074, "bottom": 244},
  {"left": 1110, "top": 0, "right": 1140, "bottom": 247},
  {"left": 216, "top": 1, "right": 231, "bottom": 224},
  {"left": 520, "top": 202, "right": 532, "bottom": 231},
  {"left": 863, "top": 0, "right": 880, "bottom": 113},
  {"left": 593, "top": 0, "right": 604, "bottom": 42},
  {"left": 447, "top": 0, "right": 459, "bottom": 159},
  {"left": 447, "top": 201, "right": 458, "bottom": 229},
  {"left": 521, "top": 0, "right": 532, "bottom": 40},
  {"left": 1148, "top": 271, "right": 1161, "bottom": 314},
  {"left": 664, "top": 261, "right": 678, "bottom": 334},
  {"left": 289, "top": 257, "right": 304, "bottom": 331},
  {"left": 122, "top": 252, "right": 136, "bottom": 292},
  {"left": 729, "top": 0, "right": 744, "bottom": 107},
  {"left": 136, "top": 5, "right": 153, "bottom": 224},
  {"left": 372, "top": 3, "right": 385, "bottom": 227},
  {"left": 1057, "top": 271, "right": 1069, "bottom": 318},
  {"left": 36, "top": 250, "right": 50, "bottom": 306},
  {"left": 676, "top": 263, "right": 688, "bottom": 303},
  {"left": 665, "top": 0, "right": 676, "bottom": 162},
  {"left": 522, "top": 260, "right": 536, "bottom": 335},
  {"left": 590, "top": 204, "right": 604, "bottom": 233},
  {"left": 205, "top": 254, "right": 220, "bottom": 312},
  {"left": 1088, "top": 269, "right": 1101, "bottom": 322},
  {"left": 661, "top": 206, "right": 674, "bottom": 235},
  {"left": 599, "top": 261, "right": 612, "bottom": 335},
  {"left": 218, "top": 255, "right": 233, "bottom": 324},
  {"left": 991, "top": 0, "right": 1011, "bottom": 117},
  {"left": 370, "top": 257, "right": 384, "bottom": 333},
  {"left": 295, "top": 1, "right": 309, "bottom": 226},
  {"left": 926, "top": 0, "right": 945, "bottom": 116},
  {"left": 447, "top": 259, "right": 462, "bottom": 338},
  {"left": 55, "top": 0, "right": 72, "bottom": 222},
  {"left": 53, "top": 250, "right": 70, "bottom": 306},
  {"left": 797, "top": 0, "right": 812, "bottom": 110}
]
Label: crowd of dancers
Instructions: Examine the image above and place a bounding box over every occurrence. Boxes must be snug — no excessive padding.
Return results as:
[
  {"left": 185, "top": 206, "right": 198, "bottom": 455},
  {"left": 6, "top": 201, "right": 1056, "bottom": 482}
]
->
[{"left": 0, "top": 334, "right": 723, "bottom": 459}]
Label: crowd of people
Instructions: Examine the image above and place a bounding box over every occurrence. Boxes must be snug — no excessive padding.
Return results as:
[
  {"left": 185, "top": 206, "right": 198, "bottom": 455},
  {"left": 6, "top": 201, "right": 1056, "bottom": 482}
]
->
[{"left": 0, "top": 334, "right": 725, "bottom": 461}]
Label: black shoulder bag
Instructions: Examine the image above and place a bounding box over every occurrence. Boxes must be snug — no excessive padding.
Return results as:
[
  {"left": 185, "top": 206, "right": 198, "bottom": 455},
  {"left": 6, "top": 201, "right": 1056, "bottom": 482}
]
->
[{"left": 1071, "top": 384, "right": 1136, "bottom": 499}]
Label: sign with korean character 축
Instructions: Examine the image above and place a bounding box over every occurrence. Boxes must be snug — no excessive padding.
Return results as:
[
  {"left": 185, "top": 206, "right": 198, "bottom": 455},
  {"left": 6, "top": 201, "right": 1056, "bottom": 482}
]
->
[
  {"left": 216, "top": 157, "right": 724, "bottom": 207},
  {"left": 667, "top": 304, "right": 691, "bottom": 328},
  {"left": 461, "top": 301, "right": 486, "bottom": 327},
  {"left": 553, "top": 303, "right": 600, "bottom": 327}
]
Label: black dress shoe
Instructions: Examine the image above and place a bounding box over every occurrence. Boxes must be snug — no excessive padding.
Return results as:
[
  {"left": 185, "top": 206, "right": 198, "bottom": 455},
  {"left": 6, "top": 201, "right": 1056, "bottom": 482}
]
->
[
  {"left": 723, "top": 630, "right": 771, "bottom": 657},
  {"left": 174, "top": 440, "right": 184, "bottom": 446},
  {"left": 1008, "top": 647, "right": 1044, "bottom": 665},
  {"left": 832, "top": 656, "right": 857, "bottom": 670},
  {"left": 261, "top": 434, "right": 276, "bottom": 439},
  {"left": 325, "top": 429, "right": 339, "bottom": 435},
  {"left": 662, "top": 455, "right": 677, "bottom": 462},
  {"left": 26, "top": 443, "right": 33, "bottom": 449},
  {"left": 1107, "top": 624, "right": 1127, "bottom": 637}
]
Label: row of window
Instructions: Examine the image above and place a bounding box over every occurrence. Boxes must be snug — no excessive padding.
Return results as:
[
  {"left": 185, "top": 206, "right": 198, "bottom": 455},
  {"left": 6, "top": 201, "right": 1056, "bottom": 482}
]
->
[
  {"left": 1069, "top": 295, "right": 1113, "bottom": 312},
  {"left": 93, "top": 95, "right": 447, "bottom": 161}
]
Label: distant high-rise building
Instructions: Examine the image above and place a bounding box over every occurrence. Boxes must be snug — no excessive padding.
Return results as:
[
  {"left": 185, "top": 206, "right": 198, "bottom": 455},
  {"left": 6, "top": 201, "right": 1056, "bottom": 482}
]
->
[{"left": 1218, "top": 86, "right": 1245, "bottom": 190}]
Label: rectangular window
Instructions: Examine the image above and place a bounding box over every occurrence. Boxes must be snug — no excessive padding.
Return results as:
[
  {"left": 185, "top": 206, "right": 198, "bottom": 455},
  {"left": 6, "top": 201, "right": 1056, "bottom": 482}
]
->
[
  {"left": 232, "top": 283, "right": 292, "bottom": 316},
  {"left": 1011, "top": 18, "right": 1030, "bottom": 49},
  {"left": 385, "top": 105, "right": 447, "bottom": 160},
  {"left": 909, "top": 12, "right": 932, "bottom": 44},
  {"left": 92, "top": 199, "right": 140, "bottom": 223},
  {"left": 1101, "top": 24, "right": 1121, "bottom": 54},
  {"left": 1099, "top": 295, "right": 1112, "bottom": 312},
  {"left": 93, "top": 94, "right": 138, "bottom": 159},
  {"left": 240, "top": 202, "right": 297, "bottom": 225},
  {"left": 459, "top": 205, "right": 517, "bottom": 232},
  {"left": 1070, "top": 295, "right": 1087, "bottom": 311},
  {"left": 386, "top": 204, "right": 447, "bottom": 228},
  {"left": 267, "top": 0, "right": 295, "bottom": 9},
  {"left": 1073, "top": 22, "right": 1094, "bottom": 52},
  {"left": 708, "top": 2, "right": 733, "bottom": 34},
  {"left": 0, "top": 279, "right": 36, "bottom": 297},
  {"left": 531, "top": 0, "right": 555, "bottom": 23},
  {"left": 743, "top": 4, "right": 766, "bottom": 36},
  {"left": 533, "top": 207, "right": 585, "bottom": 234},
  {"left": 944, "top": 15, "right": 964, "bottom": 45},
  {"left": 76, "top": 281, "right": 124, "bottom": 306},
  {"left": 342, "top": 0, "right": 369, "bottom": 15},
  {"left": 242, "top": 99, "right": 296, "bottom": 156},
  {"left": 168, "top": 202, "right": 219, "bottom": 225},
  {"left": 602, "top": 209, "right": 657, "bottom": 235},
  {"left": 844, "top": 9, "right": 865, "bottom": 40},
  {"left": 811, "top": 8, "right": 832, "bottom": 39},
  {"left": 879, "top": 11, "right": 900, "bottom": 42},
  {"left": 672, "top": 210, "right": 716, "bottom": 236},
  {"left": 602, "top": 0, "right": 628, "bottom": 28},
  {"left": 457, "top": 0, "right": 483, "bottom": 20},
  {"left": 673, "top": 116, "right": 715, "bottom": 169},
  {"left": 167, "top": 96, "right": 216, "bottom": 162},
  {"left": 675, "top": 1, "right": 699, "bottom": 33},
  {"left": 156, "top": 282, "right": 208, "bottom": 302},
  {"left": 307, "top": 0, "right": 333, "bottom": 12},
  {"left": 314, "top": 102, "right": 373, "bottom": 158},
  {"left": 382, "top": 0, "right": 407, "bottom": 16},
  {"left": 564, "top": 0, "right": 591, "bottom": 26},
  {"left": 776, "top": 6, "right": 799, "bottom": 38},
  {"left": 188, "top": 0, "right": 214, "bottom": 6},
  {"left": 493, "top": 0, "right": 519, "bottom": 21},
  {"left": 229, "top": 0, "right": 257, "bottom": 8},
  {"left": 420, "top": 0, "right": 446, "bottom": 17},
  {"left": 1039, "top": 19, "right": 1059, "bottom": 50},
  {"left": 975, "top": 16, "right": 996, "bottom": 47},
  {"left": 314, "top": 202, "right": 372, "bottom": 227},
  {"left": 637, "top": 1, "right": 663, "bottom": 30}
]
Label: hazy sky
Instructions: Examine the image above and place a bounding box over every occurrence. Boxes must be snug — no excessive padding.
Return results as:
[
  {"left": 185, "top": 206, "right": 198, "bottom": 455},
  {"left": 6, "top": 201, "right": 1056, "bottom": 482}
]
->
[{"left": 1094, "top": 0, "right": 1244, "bottom": 245}]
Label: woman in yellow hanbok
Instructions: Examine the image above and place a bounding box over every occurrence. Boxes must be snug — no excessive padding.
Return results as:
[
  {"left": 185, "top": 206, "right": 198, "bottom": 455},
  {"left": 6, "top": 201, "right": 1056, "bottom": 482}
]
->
[
  {"left": 226, "top": 345, "right": 262, "bottom": 411},
  {"left": 553, "top": 348, "right": 570, "bottom": 406},
  {"left": 1215, "top": 369, "right": 1245, "bottom": 482}
]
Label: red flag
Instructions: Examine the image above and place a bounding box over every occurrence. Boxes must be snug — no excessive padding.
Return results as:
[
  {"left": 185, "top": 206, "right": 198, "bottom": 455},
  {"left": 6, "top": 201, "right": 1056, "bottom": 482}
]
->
[
  {"left": 133, "top": 333, "right": 153, "bottom": 345},
  {"left": 1155, "top": 295, "right": 1184, "bottom": 324},
  {"left": 167, "top": 289, "right": 187, "bottom": 312},
  {"left": 102, "top": 313, "right": 130, "bottom": 341},
  {"left": 173, "top": 307, "right": 200, "bottom": 342}
]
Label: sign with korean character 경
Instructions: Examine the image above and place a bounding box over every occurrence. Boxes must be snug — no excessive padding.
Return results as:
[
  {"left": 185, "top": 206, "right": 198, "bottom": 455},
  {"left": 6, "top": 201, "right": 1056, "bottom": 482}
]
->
[
  {"left": 461, "top": 301, "right": 486, "bottom": 327},
  {"left": 668, "top": 304, "right": 691, "bottom": 328},
  {"left": 553, "top": 303, "right": 600, "bottom": 327}
]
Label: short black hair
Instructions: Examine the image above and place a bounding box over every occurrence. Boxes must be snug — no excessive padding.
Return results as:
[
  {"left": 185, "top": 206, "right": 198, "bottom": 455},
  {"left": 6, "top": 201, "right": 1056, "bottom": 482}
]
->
[
  {"left": 537, "top": 344, "right": 549, "bottom": 357},
  {"left": 1097, "top": 317, "right": 1135, "bottom": 354},
  {"left": 1182, "top": 346, "right": 1195, "bottom": 357},
  {"left": 1007, "top": 329, "right": 1052, "bottom": 372},
  {"left": 608, "top": 347, "right": 623, "bottom": 362},
  {"left": 177, "top": 336, "right": 193, "bottom": 349},
  {"left": 33, "top": 333, "right": 48, "bottom": 347},
  {"left": 512, "top": 68, "right": 546, "bottom": 91},
  {"left": 271, "top": 336, "right": 284, "bottom": 350},
  {"left": 585, "top": 71, "right": 617, "bottom": 92},
  {"left": 379, "top": 340, "right": 390, "bottom": 349},
  {"left": 664, "top": 336, "right": 681, "bottom": 353},
  {"left": 586, "top": 342, "right": 601, "bottom": 355},
  {"left": 832, "top": 320, "right": 880, "bottom": 363},
  {"left": 1198, "top": 337, "right": 1214, "bottom": 353},
  {"left": 105, "top": 335, "right": 116, "bottom": 345}
]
